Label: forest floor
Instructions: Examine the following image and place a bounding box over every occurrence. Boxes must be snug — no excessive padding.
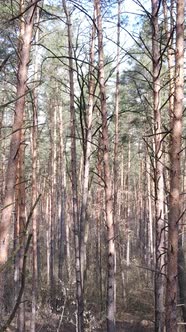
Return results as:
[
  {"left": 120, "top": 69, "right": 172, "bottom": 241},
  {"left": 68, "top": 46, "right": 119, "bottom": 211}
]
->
[
  {"left": 35, "top": 320, "right": 154, "bottom": 332},
  {"left": 7, "top": 319, "right": 154, "bottom": 332},
  {"left": 96, "top": 321, "right": 153, "bottom": 332},
  {"left": 6, "top": 311, "right": 154, "bottom": 331}
]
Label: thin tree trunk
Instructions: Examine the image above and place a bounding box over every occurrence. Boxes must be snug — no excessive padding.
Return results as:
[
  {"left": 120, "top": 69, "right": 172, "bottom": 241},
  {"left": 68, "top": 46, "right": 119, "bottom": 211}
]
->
[
  {"left": 162, "top": 0, "right": 175, "bottom": 128},
  {"left": 95, "top": 1, "right": 116, "bottom": 330},
  {"left": 80, "top": 10, "right": 95, "bottom": 288},
  {"left": 14, "top": 126, "right": 26, "bottom": 332},
  {"left": 14, "top": 9, "right": 27, "bottom": 328},
  {"left": 151, "top": 1, "right": 166, "bottom": 330},
  {"left": 30, "top": 111, "right": 38, "bottom": 331},
  {"left": 166, "top": 0, "right": 184, "bottom": 330},
  {"left": 146, "top": 153, "right": 154, "bottom": 265},
  {"left": 178, "top": 149, "right": 186, "bottom": 326},
  {"left": 96, "top": 135, "right": 104, "bottom": 314},
  {"left": 113, "top": 0, "right": 121, "bottom": 229},
  {"left": 178, "top": 234, "right": 186, "bottom": 326},
  {"left": 58, "top": 105, "right": 67, "bottom": 282},
  {"left": 46, "top": 194, "right": 50, "bottom": 286},
  {"left": 0, "top": 109, "right": 5, "bottom": 206},
  {"left": 30, "top": 7, "right": 40, "bottom": 329},
  {"left": 118, "top": 155, "right": 126, "bottom": 303},
  {"left": 113, "top": 0, "right": 120, "bottom": 308},
  {"left": 62, "top": 1, "right": 83, "bottom": 330},
  {"left": 50, "top": 105, "right": 57, "bottom": 308},
  {"left": 126, "top": 140, "right": 131, "bottom": 268}
]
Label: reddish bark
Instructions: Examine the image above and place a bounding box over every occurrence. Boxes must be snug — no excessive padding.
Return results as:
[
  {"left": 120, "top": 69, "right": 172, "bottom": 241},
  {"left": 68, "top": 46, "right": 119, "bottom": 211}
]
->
[{"left": 166, "top": 0, "right": 185, "bottom": 330}]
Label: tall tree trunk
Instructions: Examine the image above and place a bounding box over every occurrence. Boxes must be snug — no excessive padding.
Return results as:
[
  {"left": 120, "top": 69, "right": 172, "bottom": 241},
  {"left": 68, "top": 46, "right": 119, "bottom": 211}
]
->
[
  {"left": 146, "top": 153, "right": 154, "bottom": 265},
  {"left": 166, "top": 0, "right": 184, "bottom": 330},
  {"left": 14, "top": 126, "right": 26, "bottom": 332},
  {"left": 151, "top": 1, "right": 166, "bottom": 330},
  {"left": 0, "top": 109, "right": 5, "bottom": 206},
  {"left": 49, "top": 104, "right": 57, "bottom": 308},
  {"left": 30, "top": 104, "right": 38, "bottom": 332},
  {"left": 178, "top": 235, "right": 186, "bottom": 326},
  {"left": 126, "top": 139, "right": 131, "bottom": 268},
  {"left": 0, "top": 0, "right": 36, "bottom": 265},
  {"left": 113, "top": 0, "right": 120, "bottom": 305},
  {"left": 96, "top": 134, "right": 104, "bottom": 314},
  {"left": 162, "top": 0, "right": 175, "bottom": 128},
  {"left": 62, "top": 1, "right": 83, "bottom": 330},
  {"left": 58, "top": 105, "right": 67, "bottom": 282},
  {"left": 118, "top": 154, "right": 127, "bottom": 303},
  {"left": 14, "top": 4, "right": 26, "bottom": 329},
  {"left": 95, "top": 1, "right": 116, "bottom": 331},
  {"left": 80, "top": 9, "right": 95, "bottom": 288},
  {"left": 0, "top": 0, "right": 36, "bottom": 317},
  {"left": 46, "top": 194, "right": 50, "bottom": 286},
  {"left": 113, "top": 0, "right": 121, "bottom": 228},
  {"left": 30, "top": 6, "right": 40, "bottom": 329}
]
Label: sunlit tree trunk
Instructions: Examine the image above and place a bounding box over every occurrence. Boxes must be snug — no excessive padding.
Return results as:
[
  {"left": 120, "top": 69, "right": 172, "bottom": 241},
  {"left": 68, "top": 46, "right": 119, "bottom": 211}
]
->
[
  {"left": 151, "top": 1, "right": 166, "bottom": 330},
  {"left": 118, "top": 154, "right": 126, "bottom": 303},
  {"left": 0, "top": 0, "right": 36, "bottom": 265},
  {"left": 80, "top": 10, "right": 95, "bottom": 288},
  {"left": 166, "top": 0, "right": 184, "bottom": 330},
  {"left": 113, "top": 0, "right": 120, "bottom": 307},
  {"left": 0, "top": 0, "right": 36, "bottom": 317},
  {"left": 30, "top": 6, "right": 40, "bottom": 329},
  {"left": 58, "top": 105, "right": 68, "bottom": 282},
  {"left": 96, "top": 134, "right": 104, "bottom": 314},
  {"left": 0, "top": 109, "right": 5, "bottom": 206},
  {"left": 49, "top": 104, "right": 57, "bottom": 307},
  {"left": 46, "top": 194, "right": 50, "bottom": 286},
  {"left": 178, "top": 234, "right": 186, "bottom": 324},
  {"left": 126, "top": 139, "right": 131, "bottom": 268},
  {"left": 13, "top": 3, "right": 26, "bottom": 330},
  {"left": 113, "top": 0, "right": 121, "bottom": 231},
  {"left": 146, "top": 153, "right": 154, "bottom": 265},
  {"left": 14, "top": 126, "right": 26, "bottom": 332},
  {"left": 30, "top": 99, "right": 38, "bottom": 332},
  {"left": 162, "top": 0, "right": 175, "bottom": 127},
  {"left": 95, "top": 0, "right": 116, "bottom": 330}
]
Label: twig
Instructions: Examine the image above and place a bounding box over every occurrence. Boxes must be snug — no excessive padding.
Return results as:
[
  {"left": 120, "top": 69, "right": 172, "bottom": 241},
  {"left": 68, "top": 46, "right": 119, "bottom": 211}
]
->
[
  {"left": 57, "top": 290, "right": 67, "bottom": 332},
  {"left": 0, "top": 194, "right": 41, "bottom": 274}
]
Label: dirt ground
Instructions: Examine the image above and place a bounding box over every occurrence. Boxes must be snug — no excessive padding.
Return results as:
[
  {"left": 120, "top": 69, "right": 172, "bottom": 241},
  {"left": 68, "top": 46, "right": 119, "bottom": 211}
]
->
[
  {"left": 96, "top": 320, "right": 153, "bottom": 332},
  {"left": 35, "top": 321, "right": 153, "bottom": 332},
  {"left": 6, "top": 313, "right": 154, "bottom": 331}
]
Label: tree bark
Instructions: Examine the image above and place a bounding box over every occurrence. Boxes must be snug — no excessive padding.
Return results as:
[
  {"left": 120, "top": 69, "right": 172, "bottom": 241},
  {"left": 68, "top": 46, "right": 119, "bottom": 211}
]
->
[
  {"left": 113, "top": 0, "right": 121, "bottom": 228},
  {"left": 58, "top": 105, "right": 67, "bottom": 282},
  {"left": 62, "top": 1, "right": 83, "bottom": 330},
  {"left": 95, "top": 0, "right": 116, "bottom": 330},
  {"left": 14, "top": 125, "right": 26, "bottom": 332},
  {"left": 146, "top": 153, "right": 154, "bottom": 265},
  {"left": 0, "top": 0, "right": 36, "bottom": 319},
  {"left": 162, "top": 0, "right": 175, "bottom": 129},
  {"left": 0, "top": 0, "right": 36, "bottom": 265},
  {"left": 30, "top": 73, "right": 38, "bottom": 332},
  {"left": 166, "top": 0, "right": 184, "bottom": 330},
  {"left": 113, "top": 0, "right": 120, "bottom": 305},
  {"left": 178, "top": 235, "right": 186, "bottom": 326},
  {"left": 151, "top": 1, "right": 166, "bottom": 330},
  {"left": 49, "top": 104, "right": 57, "bottom": 308},
  {"left": 80, "top": 8, "right": 95, "bottom": 289},
  {"left": 30, "top": 6, "right": 40, "bottom": 329}
]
